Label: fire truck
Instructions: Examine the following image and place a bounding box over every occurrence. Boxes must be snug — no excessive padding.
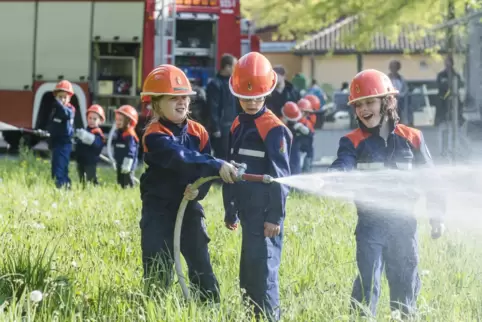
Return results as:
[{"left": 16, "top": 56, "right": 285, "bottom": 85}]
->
[{"left": 0, "top": 0, "right": 259, "bottom": 151}]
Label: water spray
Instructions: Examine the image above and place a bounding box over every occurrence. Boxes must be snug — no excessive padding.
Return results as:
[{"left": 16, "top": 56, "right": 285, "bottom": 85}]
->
[
  {"left": 174, "top": 161, "right": 274, "bottom": 300},
  {"left": 0, "top": 121, "right": 50, "bottom": 138}
]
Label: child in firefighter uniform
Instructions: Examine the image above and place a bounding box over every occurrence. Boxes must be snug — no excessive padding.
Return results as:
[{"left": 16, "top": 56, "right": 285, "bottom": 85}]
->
[
  {"left": 48, "top": 80, "right": 76, "bottom": 189},
  {"left": 223, "top": 52, "right": 292, "bottom": 321},
  {"left": 139, "top": 64, "right": 238, "bottom": 302},
  {"left": 329, "top": 69, "right": 446, "bottom": 318},
  {"left": 281, "top": 101, "right": 310, "bottom": 175},
  {"left": 297, "top": 98, "right": 315, "bottom": 173},
  {"left": 113, "top": 105, "right": 139, "bottom": 188},
  {"left": 75, "top": 104, "right": 106, "bottom": 185}
]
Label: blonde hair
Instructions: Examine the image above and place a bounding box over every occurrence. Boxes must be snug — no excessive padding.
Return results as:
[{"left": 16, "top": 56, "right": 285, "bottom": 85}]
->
[{"left": 145, "top": 95, "right": 192, "bottom": 130}]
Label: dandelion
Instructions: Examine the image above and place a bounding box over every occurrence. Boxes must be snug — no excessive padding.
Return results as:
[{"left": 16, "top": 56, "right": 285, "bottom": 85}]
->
[
  {"left": 32, "top": 200, "right": 39, "bottom": 206},
  {"left": 30, "top": 290, "right": 43, "bottom": 303},
  {"left": 114, "top": 220, "right": 121, "bottom": 226},
  {"left": 52, "top": 203, "right": 57, "bottom": 209},
  {"left": 421, "top": 270, "right": 430, "bottom": 276},
  {"left": 31, "top": 222, "right": 45, "bottom": 230},
  {"left": 119, "top": 231, "right": 129, "bottom": 239},
  {"left": 72, "top": 261, "right": 78, "bottom": 268}
]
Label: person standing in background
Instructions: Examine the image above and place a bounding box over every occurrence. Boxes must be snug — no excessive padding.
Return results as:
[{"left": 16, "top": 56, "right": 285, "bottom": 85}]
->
[
  {"left": 265, "top": 66, "right": 300, "bottom": 118},
  {"left": 387, "top": 60, "right": 411, "bottom": 126},
  {"left": 206, "top": 54, "right": 239, "bottom": 160}
]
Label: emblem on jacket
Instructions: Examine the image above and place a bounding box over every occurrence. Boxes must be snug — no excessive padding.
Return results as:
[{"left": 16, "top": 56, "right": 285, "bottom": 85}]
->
[{"left": 279, "top": 139, "right": 286, "bottom": 154}]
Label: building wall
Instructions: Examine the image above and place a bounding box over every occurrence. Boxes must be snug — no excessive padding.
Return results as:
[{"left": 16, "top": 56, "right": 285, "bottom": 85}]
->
[
  {"left": 362, "top": 54, "right": 464, "bottom": 80},
  {"left": 300, "top": 53, "right": 465, "bottom": 89},
  {"left": 301, "top": 55, "right": 358, "bottom": 90},
  {"left": 263, "top": 53, "right": 302, "bottom": 80}
]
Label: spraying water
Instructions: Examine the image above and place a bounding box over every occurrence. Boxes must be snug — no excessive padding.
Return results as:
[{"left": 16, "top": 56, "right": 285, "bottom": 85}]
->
[{"left": 274, "top": 164, "right": 482, "bottom": 230}]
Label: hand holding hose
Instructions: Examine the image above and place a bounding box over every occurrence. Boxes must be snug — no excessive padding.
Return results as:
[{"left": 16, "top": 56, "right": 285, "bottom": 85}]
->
[{"left": 219, "top": 161, "right": 238, "bottom": 183}]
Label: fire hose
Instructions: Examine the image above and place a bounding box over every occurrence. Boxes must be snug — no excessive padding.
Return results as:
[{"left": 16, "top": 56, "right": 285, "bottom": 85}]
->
[
  {"left": 174, "top": 161, "right": 274, "bottom": 300},
  {"left": 0, "top": 121, "right": 50, "bottom": 138}
]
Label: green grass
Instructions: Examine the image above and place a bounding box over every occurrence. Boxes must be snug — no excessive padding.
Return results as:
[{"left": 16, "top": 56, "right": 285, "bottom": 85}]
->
[{"left": 0, "top": 150, "right": 481, "bottom": 321}]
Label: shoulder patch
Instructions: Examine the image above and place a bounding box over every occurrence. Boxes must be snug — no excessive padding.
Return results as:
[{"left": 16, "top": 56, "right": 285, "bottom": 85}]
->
[
  {"left": 142, "top": 122, "right": 172, "bottom": 152},
  {"left": 254, "top": 109, "right": 287, "bottom": 141},
  {"left": 345, "top": 128, "right": 371, "bottom": 149},
  {"left": 187, "top": 119, "right": 209, "bottom": 151},
  {"left": 394, "top": 124, "right": 422, "bottom": 149},
  {"left": 230, "top": 116, "right": 240, "bottom": 133}
]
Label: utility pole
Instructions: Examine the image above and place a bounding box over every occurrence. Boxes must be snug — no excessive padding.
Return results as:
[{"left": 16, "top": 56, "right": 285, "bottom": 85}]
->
[{"left": 447, "top": 0, "right": 458, "bottom": 164}]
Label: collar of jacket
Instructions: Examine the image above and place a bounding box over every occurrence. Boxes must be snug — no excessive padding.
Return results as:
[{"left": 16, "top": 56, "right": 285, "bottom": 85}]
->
[
  {"left": 238, "top": 106, "right": 267, "bottom": 123},
  {"left": 358, "top": 116, "right": 396, "bottom": 137},
  {"left": 158, "top": 117, "right": 188, "bottom": 135}
]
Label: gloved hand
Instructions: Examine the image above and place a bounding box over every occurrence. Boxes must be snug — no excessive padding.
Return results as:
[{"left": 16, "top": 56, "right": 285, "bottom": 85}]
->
[
  {"left": 293, "top": 122, "right": 310, "bottom": 135},
  {"left": 430, "top": 218, "right": 445, "bottom": 239},
  {"left": 184, "top": 184, "right": 199, "bottom": 201},
  {"left": 76, "top": 129, "right": 96, "bottom": 145},
  {"left": 121, "top": 157, "right": 134, "bottom": 174},
  {"left": 219, "top": 161, "right": 237, "bottom": 184}
]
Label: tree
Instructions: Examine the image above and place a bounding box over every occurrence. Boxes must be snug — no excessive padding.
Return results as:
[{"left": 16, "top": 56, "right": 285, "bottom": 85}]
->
[{"left": 242, "top": 0, "right": 479, "bottom": 51}]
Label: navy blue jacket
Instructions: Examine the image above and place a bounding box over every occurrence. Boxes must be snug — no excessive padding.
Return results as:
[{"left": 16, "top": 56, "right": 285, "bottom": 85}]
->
[
  {"left": 113, "top": 128, "right": 139, "bottom": 170},
  {"left": 140, "top": 118, "right": 224, "bottom": 204},
  {"left": 48, "top": 100, "right": 75, "bottom": 145},
  {"left": 223, "top": 106, "right": 292, "bottom": 225},
  {"left": 76, "top": 127, "right": 105, "bottom": 165},
  {"left": 330, "top": 121, "right": 445, "bottom": 223}
]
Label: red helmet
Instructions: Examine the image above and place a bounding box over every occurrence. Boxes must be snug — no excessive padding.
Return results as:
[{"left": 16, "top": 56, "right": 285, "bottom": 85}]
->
[
  {"left": 229, "top": 52, "right": 277, "bottom": 99},
  {"left": 115, "top": 105, "right": 138, "bottom": 127},
  {"left": 282, "top": 101, "right": 302, "bottom": 122},
  {"left": 304, "top": 94, "right": 321, "bottom": 111},
  {"left": 141, "top": 64, "right": 196, "bottom": 100},
  {"left": 297, "top": 98, "right": 313, "bottom": 112},
  {"left": 348, "top": 69, "right": 399, "bottom": 105},
  {"left": 53, "top": 80, "right": 74, "bottom": 96},
  {"left": 87, "top": 104, "right": 105, "bottom": 123}
]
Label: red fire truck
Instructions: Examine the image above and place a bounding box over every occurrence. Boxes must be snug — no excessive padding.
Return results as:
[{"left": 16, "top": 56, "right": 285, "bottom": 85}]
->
[{"left": 0, "top": 0, "right": 259, "bottom": 150}]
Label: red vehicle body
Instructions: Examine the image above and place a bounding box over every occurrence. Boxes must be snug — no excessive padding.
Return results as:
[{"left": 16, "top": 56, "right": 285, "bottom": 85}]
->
[{"left": 0, "top": 0, "right": 259, "bottom": 150}]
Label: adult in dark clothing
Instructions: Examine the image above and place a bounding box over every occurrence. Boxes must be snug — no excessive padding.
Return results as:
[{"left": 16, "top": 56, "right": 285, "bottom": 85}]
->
[
  {"left": 435, "top": 56, "right": 464, "bottom": 156},
  {"left": 206, "top": 54, "right": 239, "bottom": 160},
  {"left": 265, "top": 66, "right": 301, "bottom": 118}
]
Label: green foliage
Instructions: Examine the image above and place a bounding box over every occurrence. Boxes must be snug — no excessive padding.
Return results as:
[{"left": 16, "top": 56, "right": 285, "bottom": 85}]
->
[
  {"left": 243, "top": 0, "right": 479, "bottom": 50},
  {"left": 0, "top": 158, "right": 482, "bottom": 320}
]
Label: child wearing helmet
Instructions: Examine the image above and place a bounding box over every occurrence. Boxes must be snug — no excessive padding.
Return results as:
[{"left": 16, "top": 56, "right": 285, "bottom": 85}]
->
[
  {"left": 139, "top": 64, "right": 238, "bottom": 302},
  {"left": 113, "top": 105, "right": 139, "bottom": 188},
  {"left": 223, "top": 52, "right": 292, "bottom": 321},
  {"left": 48, "top": 80, "right": 76, "bottom": 189},
  {"left": 75, "top": 105, "right": 106, "bottom": 185},
  {"left": 281, "top": 101, "right": 310, "bottom": 175},
  {"left": 329, "top": 69, "right": 446, "bottom": 318},
  {"left": 297, "top": 98, "right": 316, "bottom": 173}
]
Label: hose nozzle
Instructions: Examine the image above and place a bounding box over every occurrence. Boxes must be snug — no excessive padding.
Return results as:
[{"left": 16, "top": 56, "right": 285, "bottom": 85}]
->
[{"left": 230, "top": 160, "right": 273, "bottom": 184}]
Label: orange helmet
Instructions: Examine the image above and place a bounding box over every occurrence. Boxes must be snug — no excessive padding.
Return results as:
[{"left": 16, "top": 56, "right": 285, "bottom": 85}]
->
[
  {"left": 282, "top": 101, "right": 302, "bottom": 122},
  {"left": 53, "top": 80, "right": 74, "bottom": 96},
  {"left": 304, "top": 94, "right": 321, "bottom": 111},
  {"left": 115, "top": 105, "right": 138, "bottom": 127},
  {"left": 348, "top": 69, "right": 399, "bottom": 105},
  {"left": 140, "top": 64, "right": 196, "bottom": 100},
  {"left": 229, "top": 52, "right": 277, "bottom": 99},
  {"left": 297, "top": 98, "right": 313, "bottom": 112},
  {"left": 87, "top": 104, "right": 105, "bottom": 123}
]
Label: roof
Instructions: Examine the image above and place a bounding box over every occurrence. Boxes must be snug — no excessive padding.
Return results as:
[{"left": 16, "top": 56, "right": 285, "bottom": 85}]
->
[{"left": 294, "top": 16, "right": 466, "bottom": 55}]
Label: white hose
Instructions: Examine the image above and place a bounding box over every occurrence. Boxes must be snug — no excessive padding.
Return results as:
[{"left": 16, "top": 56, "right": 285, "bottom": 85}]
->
[{"left": 107, "top": 123, "right": 117, "bottom": 170}]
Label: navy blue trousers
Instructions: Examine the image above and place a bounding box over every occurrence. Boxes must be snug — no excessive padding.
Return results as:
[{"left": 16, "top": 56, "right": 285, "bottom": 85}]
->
[{"left": 140, "top": 199, "right": 219, "bottom": 302}]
